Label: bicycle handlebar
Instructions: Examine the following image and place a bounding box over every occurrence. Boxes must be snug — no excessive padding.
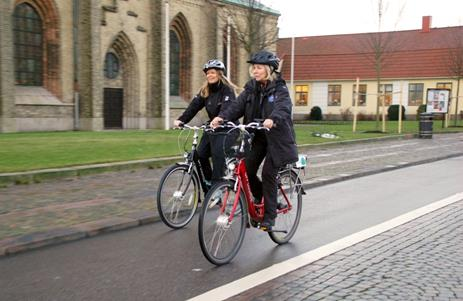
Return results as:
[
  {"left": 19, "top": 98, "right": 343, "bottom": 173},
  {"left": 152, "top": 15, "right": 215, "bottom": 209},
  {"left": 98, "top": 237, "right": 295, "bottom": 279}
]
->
[
  {"left": 174, "top": 123, "right": 211, "bottom": 131},
  {"left": 174, "top": 121, "right": 270, "bottom": 133},
  {"left": 218, "top": 121, "right": 270, "bottom": 132}
]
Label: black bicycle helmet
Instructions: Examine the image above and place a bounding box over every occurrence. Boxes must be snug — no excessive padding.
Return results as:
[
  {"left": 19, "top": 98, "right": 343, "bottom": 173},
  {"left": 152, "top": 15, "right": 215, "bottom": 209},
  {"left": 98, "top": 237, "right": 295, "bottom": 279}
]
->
[
  {"left": 247, "top": 50, "right": 280, "bottom": 71},
  {"left": 203, "top": 59, "right": 226, "bottom": 73}
]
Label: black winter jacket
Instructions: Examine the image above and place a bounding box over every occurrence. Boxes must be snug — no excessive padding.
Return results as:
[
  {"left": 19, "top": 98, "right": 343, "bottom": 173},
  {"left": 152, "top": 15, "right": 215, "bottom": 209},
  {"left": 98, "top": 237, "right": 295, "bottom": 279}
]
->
[
  {"left": 219, "top": 76, "right": 298, "bottom": 167},
  {"left": 178, "top": 82, "right": 236, "bottom": 124}
]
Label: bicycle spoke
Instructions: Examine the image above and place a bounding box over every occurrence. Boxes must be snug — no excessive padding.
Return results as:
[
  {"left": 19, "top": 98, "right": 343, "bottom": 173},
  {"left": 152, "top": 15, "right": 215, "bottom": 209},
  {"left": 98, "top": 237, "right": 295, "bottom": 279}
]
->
[
  {"left": 213, "top": 228, "right": 227, "bottom": 257},
  {"left": 207, "top": 225, "right": 220, "bottom": 254},
  {"left": 171, "top": 201, "right": 181, "bottom": 221}
]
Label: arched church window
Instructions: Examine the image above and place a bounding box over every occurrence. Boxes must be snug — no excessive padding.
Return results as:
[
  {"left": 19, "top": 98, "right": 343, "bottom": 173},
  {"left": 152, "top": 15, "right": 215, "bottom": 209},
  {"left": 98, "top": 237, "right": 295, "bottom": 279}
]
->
[
  {"left": 170, "top": 30, "right": 180, "bottom": 96},
  {"left": 104, "top": 52, "right": 120, "bottom": 79},
  {"left": 13, "top": 3, "right": 43, "bottom": 86}
]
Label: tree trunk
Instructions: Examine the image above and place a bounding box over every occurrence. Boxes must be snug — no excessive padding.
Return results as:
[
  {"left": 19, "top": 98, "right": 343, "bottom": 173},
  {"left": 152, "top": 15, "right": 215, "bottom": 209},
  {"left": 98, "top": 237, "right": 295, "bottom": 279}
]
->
[
  {"left": 375, "top": 78, "right": 381, "bottom": 130},
  {"left": 454, "top": 77, "right": 461, "bottom": 126}
]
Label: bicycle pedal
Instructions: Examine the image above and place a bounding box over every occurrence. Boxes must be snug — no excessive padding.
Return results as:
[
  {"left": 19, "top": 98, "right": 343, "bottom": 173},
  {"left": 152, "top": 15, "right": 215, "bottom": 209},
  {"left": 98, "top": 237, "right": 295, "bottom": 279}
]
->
[{"left": 258, "top": 225, "right": 271, "bottom": 232}]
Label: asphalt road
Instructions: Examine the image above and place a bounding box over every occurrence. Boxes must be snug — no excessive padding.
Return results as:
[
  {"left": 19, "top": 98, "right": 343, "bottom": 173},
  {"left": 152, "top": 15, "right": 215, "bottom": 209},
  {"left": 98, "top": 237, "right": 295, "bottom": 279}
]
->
[{"left": 1, "top": 156, "right": 462, "bottom": 301}]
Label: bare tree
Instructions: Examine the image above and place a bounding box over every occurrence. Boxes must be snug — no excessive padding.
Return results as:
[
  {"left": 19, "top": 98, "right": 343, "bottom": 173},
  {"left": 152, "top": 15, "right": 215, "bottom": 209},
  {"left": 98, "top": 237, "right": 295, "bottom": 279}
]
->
[
  {"left": 357, "top": 0, "right": 404, "bottom": 132},
  {"left": 447, "top": 27, "right": 463, "bottom": 126},
  {"left": 220, "top": 0, "right": 279, "bottom": 56}
]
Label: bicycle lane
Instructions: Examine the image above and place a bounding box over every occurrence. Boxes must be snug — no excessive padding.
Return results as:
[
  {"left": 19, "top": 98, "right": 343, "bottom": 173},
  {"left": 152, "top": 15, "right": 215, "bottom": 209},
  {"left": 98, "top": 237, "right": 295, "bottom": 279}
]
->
[{"left": 189, "top": 160, "right": 463, "bottom": 300}]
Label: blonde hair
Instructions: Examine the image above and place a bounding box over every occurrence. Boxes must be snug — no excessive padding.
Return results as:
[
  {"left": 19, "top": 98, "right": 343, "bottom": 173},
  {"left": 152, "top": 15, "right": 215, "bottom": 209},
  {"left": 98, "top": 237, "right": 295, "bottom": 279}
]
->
[
  {"left": 199, "top": 70, "right": 241, "bottom": 98},
  {"left": 248, "top": 64, "right": 278, "bottom": 82}
]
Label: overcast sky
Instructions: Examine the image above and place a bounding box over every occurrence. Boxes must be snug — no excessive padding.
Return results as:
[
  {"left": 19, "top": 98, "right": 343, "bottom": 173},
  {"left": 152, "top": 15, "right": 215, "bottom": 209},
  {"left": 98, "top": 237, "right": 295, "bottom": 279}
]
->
[{"left": 261, "top": 0, "right": 463, "bottom": 37}]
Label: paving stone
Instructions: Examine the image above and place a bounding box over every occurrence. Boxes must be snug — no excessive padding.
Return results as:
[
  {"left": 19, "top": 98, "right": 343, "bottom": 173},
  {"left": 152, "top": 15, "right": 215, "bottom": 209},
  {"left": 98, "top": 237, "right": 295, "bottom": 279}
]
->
[{"left": 228, "top": 199, "right": 463, "bottom": 301}]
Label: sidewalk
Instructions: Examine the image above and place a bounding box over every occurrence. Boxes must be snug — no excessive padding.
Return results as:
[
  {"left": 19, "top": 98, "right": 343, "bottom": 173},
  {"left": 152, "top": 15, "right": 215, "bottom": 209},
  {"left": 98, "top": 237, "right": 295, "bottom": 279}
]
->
[
  {"left": 228, "top": 198, "right": 463, "bottom": 301},
  {"left": 1, "top": 133, "right": 463, "bottom": 257}
]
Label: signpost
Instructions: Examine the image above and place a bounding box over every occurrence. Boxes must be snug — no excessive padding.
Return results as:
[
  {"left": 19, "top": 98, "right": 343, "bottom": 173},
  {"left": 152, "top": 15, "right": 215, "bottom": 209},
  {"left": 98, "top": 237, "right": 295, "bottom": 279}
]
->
[
  {"left": 426, "top": 89, "right": 450, "bottom": 114},
  {"left": 426, "top": 89, "right": 450, "bottom": 129}
]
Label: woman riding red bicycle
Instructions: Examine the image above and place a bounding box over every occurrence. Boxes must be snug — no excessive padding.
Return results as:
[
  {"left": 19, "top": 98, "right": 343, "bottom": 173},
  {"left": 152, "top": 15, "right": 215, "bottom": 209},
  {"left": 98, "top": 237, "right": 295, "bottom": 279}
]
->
[{"left": 211, "top": 50, "right": 298, "bottom": 231}]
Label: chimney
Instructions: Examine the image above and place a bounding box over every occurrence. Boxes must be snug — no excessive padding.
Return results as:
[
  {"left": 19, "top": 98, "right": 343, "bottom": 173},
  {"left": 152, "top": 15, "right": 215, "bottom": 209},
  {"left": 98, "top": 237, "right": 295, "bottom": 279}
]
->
[{"left": 422, "top": 16, "right": 432, "bottom": 33}]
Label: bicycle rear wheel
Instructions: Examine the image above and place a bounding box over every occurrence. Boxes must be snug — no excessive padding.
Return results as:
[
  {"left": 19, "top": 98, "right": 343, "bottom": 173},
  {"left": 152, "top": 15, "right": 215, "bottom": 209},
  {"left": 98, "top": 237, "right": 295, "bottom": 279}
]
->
[
  {"left": 156, "top": 164, "right": 199, "bottom": 229},
  {"left": 198, "top": 181, "right": 247, "bottom": 265},
  {"left": 269, "top": 170, "right": 302, "bottom": 244}
]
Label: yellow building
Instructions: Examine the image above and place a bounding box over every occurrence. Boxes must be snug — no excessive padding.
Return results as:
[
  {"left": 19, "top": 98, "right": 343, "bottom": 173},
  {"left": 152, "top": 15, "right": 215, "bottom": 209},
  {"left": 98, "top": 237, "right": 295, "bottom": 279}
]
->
[{"left": 278, "top": 17, "right": 463, "bottom": 121}]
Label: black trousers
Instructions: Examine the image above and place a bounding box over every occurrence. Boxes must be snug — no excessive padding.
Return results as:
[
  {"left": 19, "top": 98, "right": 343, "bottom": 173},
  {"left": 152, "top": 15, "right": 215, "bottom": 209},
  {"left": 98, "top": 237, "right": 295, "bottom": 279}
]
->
[
  {"left": 245, "top": 132, "right": 279, "bottom": 220},
  {"left": 196, "top": 132, "right": 226, "bottom": 184}
]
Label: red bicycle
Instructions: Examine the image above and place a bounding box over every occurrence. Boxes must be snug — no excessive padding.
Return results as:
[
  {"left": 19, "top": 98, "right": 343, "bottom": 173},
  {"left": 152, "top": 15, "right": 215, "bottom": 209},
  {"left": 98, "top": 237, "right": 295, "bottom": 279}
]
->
[{"left": 198, "top": 122, "right": 306, "bottom": 265}]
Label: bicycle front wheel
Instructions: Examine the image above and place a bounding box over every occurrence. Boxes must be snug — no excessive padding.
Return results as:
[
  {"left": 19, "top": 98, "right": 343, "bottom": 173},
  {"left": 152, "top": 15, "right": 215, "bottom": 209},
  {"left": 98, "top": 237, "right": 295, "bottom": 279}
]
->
[
  {"left": 269, "top": 170, "right": 303, "bottom": 244},
  {"left": 198, "top": 181, "right": 247, "bottom": 265},
  {"left": 156, "top": 164, "right": 199, "bottom": 229}
]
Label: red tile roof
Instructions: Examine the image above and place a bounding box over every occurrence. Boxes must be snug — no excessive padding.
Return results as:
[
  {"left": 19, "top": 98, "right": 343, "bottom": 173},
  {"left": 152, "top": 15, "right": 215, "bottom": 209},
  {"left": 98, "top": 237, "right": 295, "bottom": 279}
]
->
[{"left": 277, "top": 26, "right": 463, "bottom": 80}]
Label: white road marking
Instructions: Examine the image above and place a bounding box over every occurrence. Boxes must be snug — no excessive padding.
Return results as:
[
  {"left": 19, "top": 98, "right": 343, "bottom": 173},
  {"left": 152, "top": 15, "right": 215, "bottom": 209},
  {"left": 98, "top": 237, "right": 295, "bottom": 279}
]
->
[{"left": 188, "top": 192, "right": 463, "bottom": 301}]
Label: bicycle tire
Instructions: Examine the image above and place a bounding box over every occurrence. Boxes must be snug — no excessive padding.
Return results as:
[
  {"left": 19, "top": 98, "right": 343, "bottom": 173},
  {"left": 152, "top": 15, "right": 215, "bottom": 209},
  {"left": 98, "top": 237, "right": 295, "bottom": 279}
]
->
[
  {"left": 156, "top": 164, "right": 199, "bottom": 229},
  {"left": 198, "top": 180, "right": 247, "bottom": 265},
  {"left": 268, "top": 169, "right": 303, "bottom": 244}
]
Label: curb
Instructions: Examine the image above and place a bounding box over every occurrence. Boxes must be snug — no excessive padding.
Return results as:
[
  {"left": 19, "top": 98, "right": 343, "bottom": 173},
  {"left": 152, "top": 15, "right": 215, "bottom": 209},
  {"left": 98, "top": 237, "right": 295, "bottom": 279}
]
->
[
  {"left": 1, "top": 151, "right": 462, "bottom": 258},
  {"left": 0, "top": 212, "right": 158, "bottom": 257},
  {"left": 0, "top": 134, "right": 414, "bottom": 186},
  {"left": 0, "top": 156, "right": 181, "bottom": 186}
]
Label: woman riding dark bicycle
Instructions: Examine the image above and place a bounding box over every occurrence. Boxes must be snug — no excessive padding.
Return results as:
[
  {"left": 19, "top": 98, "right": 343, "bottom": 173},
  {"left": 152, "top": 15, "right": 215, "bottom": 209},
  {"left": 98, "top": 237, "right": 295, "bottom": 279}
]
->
[
  {"left": 211, "top": 50, "right": 298, "bottom": 230},
  {"left": 174, "top": 59, "right": 238, "bottom": 185}
]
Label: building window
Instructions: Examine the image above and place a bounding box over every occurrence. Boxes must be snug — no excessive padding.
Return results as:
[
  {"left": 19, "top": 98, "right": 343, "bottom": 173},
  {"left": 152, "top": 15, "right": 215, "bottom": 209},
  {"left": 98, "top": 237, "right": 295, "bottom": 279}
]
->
[
  {"left": 437, "top": 82, "right": 452, "bottom": 90},
  {"left": 380, "top": 84, "right": 393, "bottom": 106},
  {"left": 408, "top": 83, "right": 424, "bottom": 106},
  {"left": 352, "top": 84, "right": 367, "bottom": 106},
  {"left": 170, "top": 30, "right": 180, "bottom": 96},
  {"left": 170, "top": 13, "right": 192, "bottom": 100},
  {"left": 13, "top": 3, "right": 43, "bottom": 86},
  {"left": 295, "top": 85, "right": 309, "bottom": 106},
  {"left": 328, "top": 85, "right": 341, "bottom": 106},
  {"left": 104, "top": 53, "right": 120, "bottom": 79}
]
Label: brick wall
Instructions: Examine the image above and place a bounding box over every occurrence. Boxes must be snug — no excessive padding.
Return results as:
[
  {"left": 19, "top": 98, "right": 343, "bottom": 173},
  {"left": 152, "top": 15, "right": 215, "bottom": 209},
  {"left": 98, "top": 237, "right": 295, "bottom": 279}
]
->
[{"left": 0, "top": 1, "right": 15, "bottom": 132}]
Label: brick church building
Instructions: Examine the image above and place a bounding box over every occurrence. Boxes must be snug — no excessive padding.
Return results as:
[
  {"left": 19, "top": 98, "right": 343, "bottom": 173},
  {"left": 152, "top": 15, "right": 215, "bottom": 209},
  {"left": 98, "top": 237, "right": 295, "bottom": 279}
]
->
[{"left": 0, "top": 0, "right": 279, "bottom": 132}]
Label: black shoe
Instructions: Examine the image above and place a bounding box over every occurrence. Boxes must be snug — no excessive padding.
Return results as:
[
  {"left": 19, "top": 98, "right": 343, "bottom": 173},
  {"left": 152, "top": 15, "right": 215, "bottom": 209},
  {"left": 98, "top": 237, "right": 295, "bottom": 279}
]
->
[
  {"left": 259, "top": 217, "right": 275, "bottom": 231},
  {"left": 254, "top": 197, "right": 263, "bottom": 205}
]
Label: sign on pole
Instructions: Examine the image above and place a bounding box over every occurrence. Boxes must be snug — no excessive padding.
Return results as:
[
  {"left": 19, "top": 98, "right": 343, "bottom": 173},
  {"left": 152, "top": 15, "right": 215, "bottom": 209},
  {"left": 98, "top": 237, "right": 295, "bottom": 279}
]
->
[{"left": 426, "top": 89, "right": 450, "bottom": 114}]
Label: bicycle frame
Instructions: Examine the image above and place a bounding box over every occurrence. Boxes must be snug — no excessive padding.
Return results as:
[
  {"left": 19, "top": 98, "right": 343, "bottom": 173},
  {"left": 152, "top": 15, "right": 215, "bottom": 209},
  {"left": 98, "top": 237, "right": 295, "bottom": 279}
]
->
[
  {"left": 223, "top": 158, "right": 295, "bottom": 223},
  {"left": 218, "top": 123, "right": 295, "bottom": 226},
  {"left": 177, "top": 124, "right": 210, "bottom": 195}
]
